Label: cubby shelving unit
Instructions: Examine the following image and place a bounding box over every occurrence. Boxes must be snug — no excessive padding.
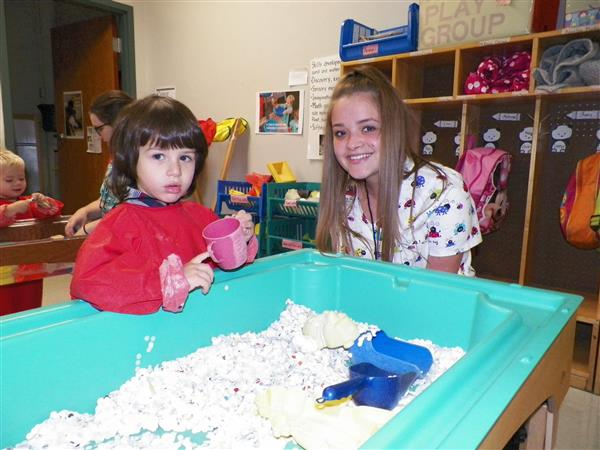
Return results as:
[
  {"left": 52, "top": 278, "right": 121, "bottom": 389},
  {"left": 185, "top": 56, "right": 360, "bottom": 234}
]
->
[{"left": 341, "top": 24, "right": 600, "bottom": 393}]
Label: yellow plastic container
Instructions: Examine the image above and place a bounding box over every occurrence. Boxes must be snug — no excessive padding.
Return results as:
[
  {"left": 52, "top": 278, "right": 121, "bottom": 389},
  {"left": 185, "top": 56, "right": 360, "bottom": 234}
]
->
[{"left": 267, "top": 161, "right": 296, "bottom": 183}]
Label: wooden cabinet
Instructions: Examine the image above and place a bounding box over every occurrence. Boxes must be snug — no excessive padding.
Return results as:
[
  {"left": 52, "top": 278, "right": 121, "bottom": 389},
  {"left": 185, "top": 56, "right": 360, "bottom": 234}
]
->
[{"left": 341, "top": 25, "right": 600, "bottom": 392}]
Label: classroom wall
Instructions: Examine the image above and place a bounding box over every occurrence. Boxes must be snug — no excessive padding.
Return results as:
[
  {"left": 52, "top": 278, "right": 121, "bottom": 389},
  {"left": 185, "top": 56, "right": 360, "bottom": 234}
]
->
[{"left": 122, "top": 0, "right": 412, "bottom": 205}]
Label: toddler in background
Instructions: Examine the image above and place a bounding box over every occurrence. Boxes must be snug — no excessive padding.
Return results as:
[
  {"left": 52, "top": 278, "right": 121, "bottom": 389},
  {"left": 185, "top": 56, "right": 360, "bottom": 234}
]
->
[
  {"left": 70, "top": 95, "right": 257, "bottom": 315},
  {"left": 0, "top": 148, "right": 63, "bottom": 227},
  {"left": 0, "top": 148, "right": 64, "bottom": 316}
]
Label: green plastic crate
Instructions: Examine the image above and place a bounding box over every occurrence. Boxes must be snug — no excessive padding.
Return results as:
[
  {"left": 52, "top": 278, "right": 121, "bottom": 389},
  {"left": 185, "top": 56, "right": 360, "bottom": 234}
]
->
[
  {"left": 265, "top": 217, "right": 316, "bottom": 256},
  {"left": 0, "top": 250, "right": 582, "bottom": 448},
  {"left": 266, "top": 182, "right": 320, "bottom": 219}
]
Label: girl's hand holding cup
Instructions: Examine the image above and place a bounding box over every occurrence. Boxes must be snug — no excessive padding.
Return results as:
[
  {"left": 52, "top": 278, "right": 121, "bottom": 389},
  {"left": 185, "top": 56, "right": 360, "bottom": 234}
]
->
[{"left": 232, "top": 210, "right": 255, "bottom": 242}]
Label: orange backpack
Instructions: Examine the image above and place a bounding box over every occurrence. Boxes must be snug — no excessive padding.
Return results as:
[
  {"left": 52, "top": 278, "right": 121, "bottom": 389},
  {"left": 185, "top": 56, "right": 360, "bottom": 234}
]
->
[{"left": 559, "top": 153, "right": 600, "bottom": 250}]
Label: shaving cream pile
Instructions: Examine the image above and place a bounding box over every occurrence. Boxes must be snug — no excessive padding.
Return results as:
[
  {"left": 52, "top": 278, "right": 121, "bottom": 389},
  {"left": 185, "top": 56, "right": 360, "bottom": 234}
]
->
[{"left": 14, "top": 300, "right": 464, "bottom": 449}]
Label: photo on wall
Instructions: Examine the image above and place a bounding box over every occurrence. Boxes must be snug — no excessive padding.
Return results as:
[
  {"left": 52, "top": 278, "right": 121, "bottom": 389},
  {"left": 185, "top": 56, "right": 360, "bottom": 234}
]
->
[
  {"left": 256, "top": 90, "right": 303, "bottom": 135},
  {"left": 63, "top": 91, "right": 84, "bottom": 139}
]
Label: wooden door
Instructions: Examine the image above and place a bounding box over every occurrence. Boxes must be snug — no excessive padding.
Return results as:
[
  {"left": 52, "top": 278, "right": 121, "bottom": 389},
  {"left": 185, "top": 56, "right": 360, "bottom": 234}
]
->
[{"left": 51, "top": 15, "right": 119, "bottom": 213}]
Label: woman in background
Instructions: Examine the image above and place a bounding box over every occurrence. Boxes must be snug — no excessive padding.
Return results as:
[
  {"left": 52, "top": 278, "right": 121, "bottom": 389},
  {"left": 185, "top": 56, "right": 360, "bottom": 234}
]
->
[{"left": 65, "top": 90, "right": 133, "bottom": 236}]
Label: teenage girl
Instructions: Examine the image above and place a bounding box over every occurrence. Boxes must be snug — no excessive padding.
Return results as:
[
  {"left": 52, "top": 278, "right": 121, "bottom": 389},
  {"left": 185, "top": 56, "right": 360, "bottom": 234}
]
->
[
  {"left": 65, "top": 90, "right": 134, "bottom": 237},
  {"left": 70, "top": 96, "right": 257, "bottom": 314},
  {"left": 315, "top": 66, "right": 482, "bottom": 275}
]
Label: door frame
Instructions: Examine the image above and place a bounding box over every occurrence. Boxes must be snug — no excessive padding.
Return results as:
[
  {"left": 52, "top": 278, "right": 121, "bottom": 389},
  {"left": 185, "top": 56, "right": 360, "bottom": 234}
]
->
[{"left": 0, "top": 0, "right": 136, "bottom": 150}]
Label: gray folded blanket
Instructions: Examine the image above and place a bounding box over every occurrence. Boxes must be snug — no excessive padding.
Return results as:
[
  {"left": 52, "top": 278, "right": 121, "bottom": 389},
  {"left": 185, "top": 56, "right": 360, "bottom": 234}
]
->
[
  {"left": 534, "top": 38, "right": 600, "bottom": 91},
  {"left": 580, "top": 58, "right": 600, "bottom": 86}
]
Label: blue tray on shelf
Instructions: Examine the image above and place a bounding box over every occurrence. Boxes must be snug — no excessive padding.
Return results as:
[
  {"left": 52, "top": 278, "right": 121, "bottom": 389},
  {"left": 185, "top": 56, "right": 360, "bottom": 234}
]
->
[{"left": 339, "top": 3, "right": 419, "bottom": 61}]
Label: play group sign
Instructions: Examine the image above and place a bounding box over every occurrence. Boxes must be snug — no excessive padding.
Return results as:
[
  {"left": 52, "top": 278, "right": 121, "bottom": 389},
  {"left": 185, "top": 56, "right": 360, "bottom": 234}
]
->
[{"left": 418, "top": 0, "right": 534, "bottom": 49}]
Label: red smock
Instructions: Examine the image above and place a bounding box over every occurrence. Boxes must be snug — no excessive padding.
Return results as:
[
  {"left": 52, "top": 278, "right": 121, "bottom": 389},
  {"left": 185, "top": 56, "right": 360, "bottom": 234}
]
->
[{"left": 70, "top": 201, "right": 220, "bottom": 314}]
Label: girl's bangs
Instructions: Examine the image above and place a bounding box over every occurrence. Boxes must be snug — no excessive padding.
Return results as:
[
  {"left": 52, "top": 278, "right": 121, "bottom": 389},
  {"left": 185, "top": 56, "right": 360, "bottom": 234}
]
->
[{"left": 138, "top": 113, "right": 201, "bottom": 150}]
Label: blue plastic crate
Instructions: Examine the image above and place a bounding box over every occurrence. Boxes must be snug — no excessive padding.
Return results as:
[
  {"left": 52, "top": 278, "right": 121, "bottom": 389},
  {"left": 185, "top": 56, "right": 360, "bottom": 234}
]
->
[
  {"left": 215, "top": 180, "right": 266, "bottom": 219},
  {"left": 339, "top": 3, "right": 419, "bottom": 62}
]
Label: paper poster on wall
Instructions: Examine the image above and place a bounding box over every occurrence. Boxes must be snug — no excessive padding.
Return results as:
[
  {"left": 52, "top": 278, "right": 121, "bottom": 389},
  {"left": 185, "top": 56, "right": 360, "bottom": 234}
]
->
[
  {"left": 308, "top": 55, "right": 340, "bottom": 160},
  {"left": 256, "top": 90, "right": 303, "bottom": 134},
  {"left": 156, "top": 86, "right": 176, "bottom": 99},
  {"left": 63, "top": 91, "right": 84, "bottom": 139},
  {"left": 86, "top": 126, "right": 102, "bottom": 153},
  {"left": 289, "top": 69, "right": 308, "bottom": 86}
]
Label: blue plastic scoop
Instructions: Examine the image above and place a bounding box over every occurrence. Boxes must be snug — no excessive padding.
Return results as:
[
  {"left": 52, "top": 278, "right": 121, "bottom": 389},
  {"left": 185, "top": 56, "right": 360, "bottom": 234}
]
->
[
  {"left": 350, "top": 330, "right": 433, "bottom": 377},
  {"left": 317, "top": 362, "right": 419, "bottom": 410}
]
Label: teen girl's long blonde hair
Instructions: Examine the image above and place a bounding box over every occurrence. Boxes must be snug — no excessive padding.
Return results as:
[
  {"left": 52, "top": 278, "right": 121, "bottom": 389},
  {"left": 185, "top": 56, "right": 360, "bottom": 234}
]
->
[{"left": 315, "top": 65, "right": 437, "bottom": 262}]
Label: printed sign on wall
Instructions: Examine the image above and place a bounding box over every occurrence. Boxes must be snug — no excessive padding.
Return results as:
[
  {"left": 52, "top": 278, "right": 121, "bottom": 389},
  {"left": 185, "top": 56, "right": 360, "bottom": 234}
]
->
[
  {"left": 308, "top": 55, "right": 341, "bottom": 160},
  {"left": 418, "top": 0, "right": 533, "bottom": 50}
]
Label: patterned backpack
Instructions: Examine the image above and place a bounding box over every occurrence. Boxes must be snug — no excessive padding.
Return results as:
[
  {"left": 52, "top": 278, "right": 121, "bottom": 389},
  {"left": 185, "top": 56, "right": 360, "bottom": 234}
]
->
[
  {"left": 456, "top": 147, "right": 512, "bottom": 235},
  {"left": 559, "top": 153, "right": 600, "bottom": 250}
]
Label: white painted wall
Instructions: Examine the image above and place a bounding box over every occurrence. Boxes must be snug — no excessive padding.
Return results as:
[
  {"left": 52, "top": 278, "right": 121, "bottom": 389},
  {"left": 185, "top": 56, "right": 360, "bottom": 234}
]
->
[{"left": 123, "top": 0, "right": 412, "bottom": 205}]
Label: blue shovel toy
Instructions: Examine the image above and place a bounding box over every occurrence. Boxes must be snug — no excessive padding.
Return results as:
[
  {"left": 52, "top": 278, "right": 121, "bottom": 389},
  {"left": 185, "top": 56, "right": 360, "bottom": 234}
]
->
[
  {"left": 350, "top": 330, "right": 433, "bottom": 377},
  {"left": 317, "top": 362, "right": 419, "bottom": 410}
]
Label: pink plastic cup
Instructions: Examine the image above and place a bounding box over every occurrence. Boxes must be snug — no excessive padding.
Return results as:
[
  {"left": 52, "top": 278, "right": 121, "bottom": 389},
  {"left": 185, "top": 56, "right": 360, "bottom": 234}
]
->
[{"left": 202, "top": 217, "right": 248, "bottom": 270}]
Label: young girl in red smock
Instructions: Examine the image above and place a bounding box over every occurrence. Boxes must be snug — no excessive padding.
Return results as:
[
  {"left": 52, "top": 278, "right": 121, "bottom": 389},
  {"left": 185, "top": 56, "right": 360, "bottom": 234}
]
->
[
  {"left": 0, "top": 148, "right": 63, "bottom": 227},
  {"left": 0, "top": 148, "right": 65, "bottom": 316},
  {"left": 70, "top": 96, "right": 257, "bottom": 314}
]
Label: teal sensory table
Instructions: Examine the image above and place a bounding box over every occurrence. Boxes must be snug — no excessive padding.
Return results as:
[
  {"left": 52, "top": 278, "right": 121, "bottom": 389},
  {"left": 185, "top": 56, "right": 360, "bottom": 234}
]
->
[{"left": 0, "top": 250, "right": 581, "bottom": 448}]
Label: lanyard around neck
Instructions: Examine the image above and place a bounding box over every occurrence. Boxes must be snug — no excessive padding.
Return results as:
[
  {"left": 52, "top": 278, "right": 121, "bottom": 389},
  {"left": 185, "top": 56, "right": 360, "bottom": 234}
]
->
[{"left": 364, "top": 181, "right": 380, "bottom": 260}]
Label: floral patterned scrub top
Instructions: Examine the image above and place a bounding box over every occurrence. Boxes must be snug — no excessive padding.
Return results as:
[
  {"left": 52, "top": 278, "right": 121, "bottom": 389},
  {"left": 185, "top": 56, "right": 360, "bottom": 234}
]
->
[
  {"left": 345, "top": 161, "right": 483, "bottom": 275},
  {"left": 99, "top": 163, "right": 121, "bottom": 215}
]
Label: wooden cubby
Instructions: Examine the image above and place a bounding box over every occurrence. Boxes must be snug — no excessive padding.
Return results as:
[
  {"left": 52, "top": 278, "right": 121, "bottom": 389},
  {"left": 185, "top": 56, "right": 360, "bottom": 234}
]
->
[{"left": 341, "top": 25, "right": 600, "bottom": 393}]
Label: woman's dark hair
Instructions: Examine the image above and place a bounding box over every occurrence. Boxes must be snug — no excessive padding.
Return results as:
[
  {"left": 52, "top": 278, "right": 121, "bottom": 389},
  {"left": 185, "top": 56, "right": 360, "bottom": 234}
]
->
[
  {"left": 109, "top": 95, "right": 208, "bottom": 201},
  {"left": 90, "top": 90, "right": 134, "bottom": 125}
]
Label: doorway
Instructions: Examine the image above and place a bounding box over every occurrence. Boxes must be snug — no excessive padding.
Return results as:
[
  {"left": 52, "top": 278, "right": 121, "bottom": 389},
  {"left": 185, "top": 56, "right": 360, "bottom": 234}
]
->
[{"left": 0, "top": 0, "right": 135, "bottom": 206}]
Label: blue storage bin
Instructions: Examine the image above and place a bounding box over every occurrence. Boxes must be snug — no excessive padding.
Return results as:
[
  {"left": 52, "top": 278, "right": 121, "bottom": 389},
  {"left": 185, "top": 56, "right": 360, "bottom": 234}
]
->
[
  {"left": 215, "top": 180, "right": 267, "bottom": 256},
  {"left": 215, "top": 180, "right": 266, "bottom": 219},
  {"left": 1, "top": 251, "right": 581, "bottom": 448},
  {"left": 339, "top": 3, "right": 419, "bottom": 61}
]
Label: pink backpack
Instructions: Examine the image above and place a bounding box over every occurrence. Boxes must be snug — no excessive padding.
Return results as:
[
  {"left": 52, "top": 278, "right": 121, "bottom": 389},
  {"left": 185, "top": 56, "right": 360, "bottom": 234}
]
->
[{"left": 456, "top": 147, "right": 512, "bottom": 235}]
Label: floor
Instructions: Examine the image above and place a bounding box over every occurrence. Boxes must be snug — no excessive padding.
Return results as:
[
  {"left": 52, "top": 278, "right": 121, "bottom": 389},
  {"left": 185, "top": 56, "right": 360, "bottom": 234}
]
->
[
  {"left": 42, "top": 273, "right": 73, "bottom": 307},
  {"left": 556, "top": 387, "right": 600, "bottom": 450},
  {"left": 42, "top": 275, "right": 600, "bottom": 449}
]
